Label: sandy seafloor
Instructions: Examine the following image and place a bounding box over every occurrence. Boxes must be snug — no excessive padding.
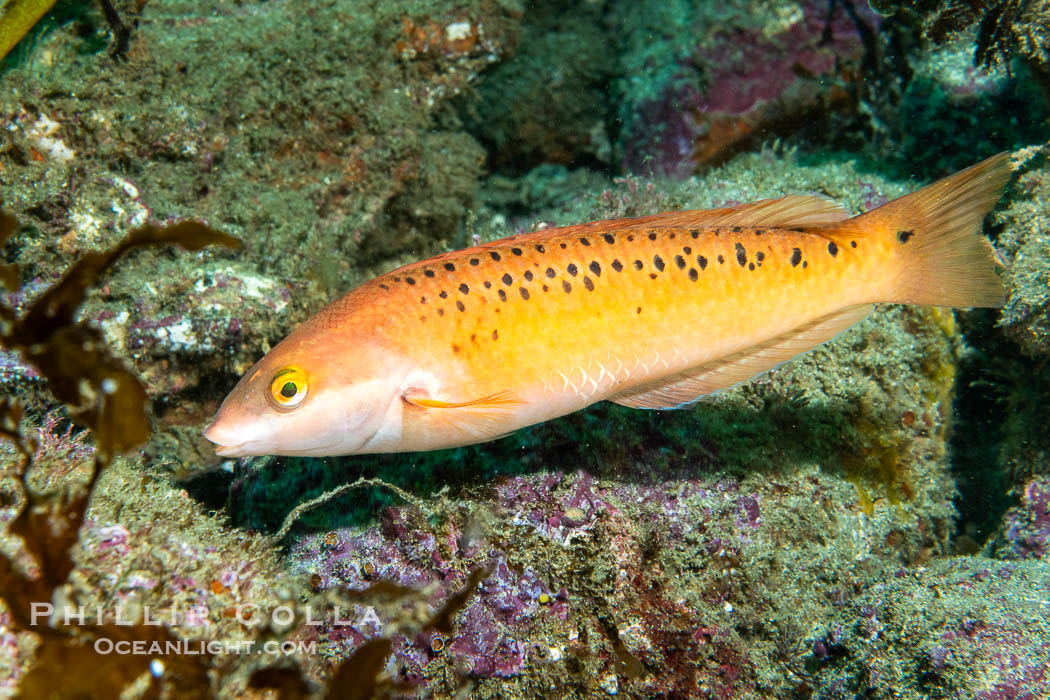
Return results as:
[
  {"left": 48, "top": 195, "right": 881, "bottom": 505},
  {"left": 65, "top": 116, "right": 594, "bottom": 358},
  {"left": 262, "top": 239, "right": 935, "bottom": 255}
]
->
[{"left": 1, "top": 0, "right": 1050, "bottom": 697}]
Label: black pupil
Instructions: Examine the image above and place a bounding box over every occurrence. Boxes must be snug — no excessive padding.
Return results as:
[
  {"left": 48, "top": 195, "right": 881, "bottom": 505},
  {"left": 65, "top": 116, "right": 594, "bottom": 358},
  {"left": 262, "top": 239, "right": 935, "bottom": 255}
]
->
[{"left": 280, "top": 381, "right": 298, "bottom": 399}]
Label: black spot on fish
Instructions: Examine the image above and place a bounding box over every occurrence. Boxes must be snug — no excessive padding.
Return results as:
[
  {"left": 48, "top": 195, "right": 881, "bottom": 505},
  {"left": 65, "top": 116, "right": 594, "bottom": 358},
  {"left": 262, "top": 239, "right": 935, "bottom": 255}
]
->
[
  {"left": 603, "top": 233, "right": 615, "bottom": 244},
  {"left": 650, "top": 273, "right": 658, "bottom": 279},
  {"left": 698, "top": 255, "right": 708, "bottom": 270},
  {"left": 674, "top": 255, "right": 686, "bottom": 269},
  {"left": 754, "top": 228, "right": 766, "bottom": 236},
  {"left": 636, "top": 306, "right": 642, "bottom": 314},
  {"left": 470, "top": 334, "right": 476, "bottom": 342},
  {"left": 498, "top": 289, "right": 507, "bottom": 301},
  {"left": 562, "top": 280, "right": 572, "bottom": 293},
  {"left": 542, "top": 285, "right": 549, "bottom": 292},
  {"left": 690, "top": 229, "right": 701, "bottom": 239},
  {"left": 828, "top": 241, "right": 838, "bottom": 257},
  {"left": 653, "top": 255, "right": 665, "bottom": 271},
  {"left": 689, "top": 268, "right": 698, "bottom": 281},
  {"left": 634, "top": 259, "right": 643, "bottom": 270},
  {"left": 470, "top": 258, "right": 479, "bottom": 266},
  {"left": 379, "top": 284, "right": 389, "bottom": 290},
  {"left": 444, "top": 263, "right": 455, "bottom": 272},
  {"left": 484, "top": 281, "right": 492, "bottom": 288},
  {"left": 589, "top": 261, "right": 601, "bottom": 276},
  {"left": 756, "top": 251, "right": 765, "bottom": 262},
  {"left": 524, "top": 270, "right": 534, "bottom": 281},
  {"left": 567, "top": 263, "right": 578, "bottom": 276},
  {"left": 512, "top": 247, "right": 523, "bottom": 256},
  {"left": 718, "top": 255, "right": 725, "bottom": 264},
  {"left": 627, "top": 235, "right": 635, "bottom": 242},
  {"left": 579, "top": 238, "right": 590, "bottom": 246},
  {"left": 648, "top": 233, "right": 657, "bottom": 241},
  {"left": 790, "top": 248, "right": 802, "bottom": 267},
  {"left": 424, "top": 269, "right": 435, "bottom": 278},
  {"left": 459, "top": 283, "right": 469, "bottom": 294},
  {"left": 456, "top": 301, "right": 465, "bottom": 312},
  {"left": 560, "top": 243, "right": 567, "bottom": 249},
  {"left": 535, "top": 244, "right": 545, "bottom": 253},
  {"left": 406, "top": 277, "right": 416, "bottom": 285},
  {"left": 502, "top": 273, "right": 513, "bottom": 286},
  {"left": 420, "top": 296, "right": 427, "bottom": 304},
  {"left": 437, "top": 309, "right": 444, "bottom": 316},
  {"left": 612, "top": 259, "right": 623, "bottom": 272},
  {"left": 546, "top": 267, "right": 556, "bottom": 278},
  {"left": 897, "top": 229, "right": 914, "bottom": 244},
  {"left": 583, "top": 276, "right": 594, "bottom": 291},
  {"left": 748, "top": 262, "right": 755, "bottom": 271},
  {"left": 393, "top": 277, "right": 400, "bottom": 282},
  {"left": 489, "top": 251, "right": 501, "bottom": 261},
  {"left": 439, "top": 291, "right": 448, "bottom": 299},
  {"left": 492, "top": 329, "right": 499, "bottom": 340},
  {"left": 850, "top": 241, "right": 857, "bottom": 248},
  {"left": 520, "top": 287, "right": 530, "bottom": 299},
  {"left": 683, "top": 246, "right": 692, "bottom": 255},
  {"left": 735, "top": 243, "right": 747, "bottom": 267},
  {"left": 803, "top": 260, "right": 809, "bottom": 268}
]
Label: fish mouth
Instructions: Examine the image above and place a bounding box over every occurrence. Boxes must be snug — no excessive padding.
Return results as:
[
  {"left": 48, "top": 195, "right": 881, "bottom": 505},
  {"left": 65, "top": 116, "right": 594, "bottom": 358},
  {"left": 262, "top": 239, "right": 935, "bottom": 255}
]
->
[
  {"left": 203, "top": 421, "right": 256, "bottom": 457},
  {"left": 213, "top": 442, "right": 251, "bottom": 457},
  {"left": 204, "top": 423, "right": 343, "bottom": 457}
]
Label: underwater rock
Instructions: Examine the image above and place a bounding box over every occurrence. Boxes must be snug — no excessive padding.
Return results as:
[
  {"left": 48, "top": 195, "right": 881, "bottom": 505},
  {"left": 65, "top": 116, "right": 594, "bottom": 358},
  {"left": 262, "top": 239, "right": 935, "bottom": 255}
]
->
[
  {"left": 828, "top": 556, "right": 1050, "bottom": 697},
  {"left": 884, "top": 45, "right": 1048, "bottom": 179},
  {"left": 616, "top": 0, "right": 880, "bottom": 176},
  {"left": 460, "top": 2, "right": 615, "bottom": 174},
  {"left": 870, "top": 0, "right": 1050, "bottom": 94},
  {"left": 997, "top": 156, "right": 1050, "bottom": 358},
  {"left": 992, "top": 476, "right": 1050, "bottom": 560}
]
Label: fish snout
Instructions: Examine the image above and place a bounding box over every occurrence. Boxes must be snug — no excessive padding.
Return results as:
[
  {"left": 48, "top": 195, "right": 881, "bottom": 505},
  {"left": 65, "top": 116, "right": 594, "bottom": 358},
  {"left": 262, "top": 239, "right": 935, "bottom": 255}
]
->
[{"left": 203, "top": 415, "right": 251, "bottom": 457}]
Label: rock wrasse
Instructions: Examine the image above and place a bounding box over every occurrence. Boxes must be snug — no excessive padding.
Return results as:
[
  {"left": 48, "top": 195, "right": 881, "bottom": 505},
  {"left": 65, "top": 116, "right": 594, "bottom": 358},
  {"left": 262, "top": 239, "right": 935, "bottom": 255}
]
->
[{"left": 205, "top": 155, "right": 1010, "bottom": 457}]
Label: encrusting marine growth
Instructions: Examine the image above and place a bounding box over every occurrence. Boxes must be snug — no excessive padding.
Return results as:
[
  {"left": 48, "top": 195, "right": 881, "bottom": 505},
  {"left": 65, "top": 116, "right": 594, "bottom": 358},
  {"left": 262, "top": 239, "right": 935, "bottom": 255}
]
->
[{"left": 205, "top": 154, "right": 1011, "bottom": 457}]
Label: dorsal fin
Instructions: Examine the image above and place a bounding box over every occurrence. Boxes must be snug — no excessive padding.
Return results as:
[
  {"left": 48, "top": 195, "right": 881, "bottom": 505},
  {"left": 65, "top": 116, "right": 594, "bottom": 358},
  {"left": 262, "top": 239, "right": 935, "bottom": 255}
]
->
[
  {"left": 612, "top": 194, "right": 851, "bottom": 231},
  {"left": 610, "top": 304, "right": 872, "bottom": 409}
]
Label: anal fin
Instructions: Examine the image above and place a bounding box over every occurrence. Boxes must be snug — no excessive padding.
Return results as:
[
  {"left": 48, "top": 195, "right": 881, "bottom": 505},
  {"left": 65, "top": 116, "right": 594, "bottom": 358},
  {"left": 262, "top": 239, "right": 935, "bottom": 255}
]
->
[{"left": 610, "top": 304, "right": 872, "bottom": 410}]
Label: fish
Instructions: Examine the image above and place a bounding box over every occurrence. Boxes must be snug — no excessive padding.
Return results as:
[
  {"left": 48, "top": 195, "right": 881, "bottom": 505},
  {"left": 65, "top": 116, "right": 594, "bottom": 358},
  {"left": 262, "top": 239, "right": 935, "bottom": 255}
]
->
[{"left": 204, "top": 154, "right": 1010, "bottom": 457}]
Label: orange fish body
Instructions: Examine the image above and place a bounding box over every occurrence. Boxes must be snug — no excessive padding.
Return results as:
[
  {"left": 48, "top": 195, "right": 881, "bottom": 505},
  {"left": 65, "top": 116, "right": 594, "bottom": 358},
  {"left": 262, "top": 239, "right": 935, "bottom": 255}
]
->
[{"left": 205, "top": 155, "right": 1009, "bottom": 457}]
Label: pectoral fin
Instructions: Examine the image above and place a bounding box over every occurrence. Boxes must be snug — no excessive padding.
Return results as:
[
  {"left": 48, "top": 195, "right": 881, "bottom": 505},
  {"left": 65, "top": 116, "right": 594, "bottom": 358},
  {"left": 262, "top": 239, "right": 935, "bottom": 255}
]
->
[{"left": 401, "top": 389, "right": 524, "bottom": 444}]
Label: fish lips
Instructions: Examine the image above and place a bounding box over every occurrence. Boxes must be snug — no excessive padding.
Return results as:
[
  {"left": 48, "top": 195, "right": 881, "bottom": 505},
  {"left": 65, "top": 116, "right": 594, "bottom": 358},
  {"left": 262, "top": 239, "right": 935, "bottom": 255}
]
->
[
  {"left": 203, "top": 421, "right": 254, "bottom": 456},
  {"left": 204, "top": 421, "right": 343, "bottom": 457}
]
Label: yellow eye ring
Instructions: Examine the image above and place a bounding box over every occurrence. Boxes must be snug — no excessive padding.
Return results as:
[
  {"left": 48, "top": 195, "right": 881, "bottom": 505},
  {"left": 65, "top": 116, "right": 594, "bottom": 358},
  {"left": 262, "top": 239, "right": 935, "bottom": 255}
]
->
[{"left": 269, "top": 368, "right": 309, "bottom": 409}]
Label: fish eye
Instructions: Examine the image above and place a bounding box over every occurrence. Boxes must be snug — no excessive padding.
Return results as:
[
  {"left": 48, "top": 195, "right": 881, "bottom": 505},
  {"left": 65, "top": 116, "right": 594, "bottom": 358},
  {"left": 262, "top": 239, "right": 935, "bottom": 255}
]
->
[{"left": 268, "top": 368, "right": 309, "bottom": 409}]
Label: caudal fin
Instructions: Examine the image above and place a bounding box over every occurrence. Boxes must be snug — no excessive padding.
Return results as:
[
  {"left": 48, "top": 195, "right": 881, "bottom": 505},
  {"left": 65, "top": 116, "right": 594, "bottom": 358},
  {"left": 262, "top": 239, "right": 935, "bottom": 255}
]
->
[{"left": 848, "top": 153, "right": 1011, "bottom": 308}]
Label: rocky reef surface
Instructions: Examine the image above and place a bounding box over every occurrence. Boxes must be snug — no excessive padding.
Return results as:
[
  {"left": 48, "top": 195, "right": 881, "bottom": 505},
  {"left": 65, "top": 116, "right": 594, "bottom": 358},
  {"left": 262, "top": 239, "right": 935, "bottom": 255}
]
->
[{"left": 1, "top": 0, "right": 1049, "bottom": 698}]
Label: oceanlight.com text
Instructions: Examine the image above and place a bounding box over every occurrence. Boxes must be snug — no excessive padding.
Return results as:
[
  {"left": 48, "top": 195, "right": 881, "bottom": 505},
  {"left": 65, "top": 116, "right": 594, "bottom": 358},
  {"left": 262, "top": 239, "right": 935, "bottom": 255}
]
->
[{"left": 92, "top": 639, "right": 316, "bottom": 656}]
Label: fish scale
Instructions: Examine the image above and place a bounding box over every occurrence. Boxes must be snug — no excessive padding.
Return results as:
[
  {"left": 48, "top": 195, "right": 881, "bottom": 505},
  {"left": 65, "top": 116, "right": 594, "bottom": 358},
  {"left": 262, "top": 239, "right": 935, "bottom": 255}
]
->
[
  {"left": 205, "top": 154, "right": 1011, "bottom": 456},
  {"left": 370, "top": 225, "right": 868, "bottom": 399}
]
